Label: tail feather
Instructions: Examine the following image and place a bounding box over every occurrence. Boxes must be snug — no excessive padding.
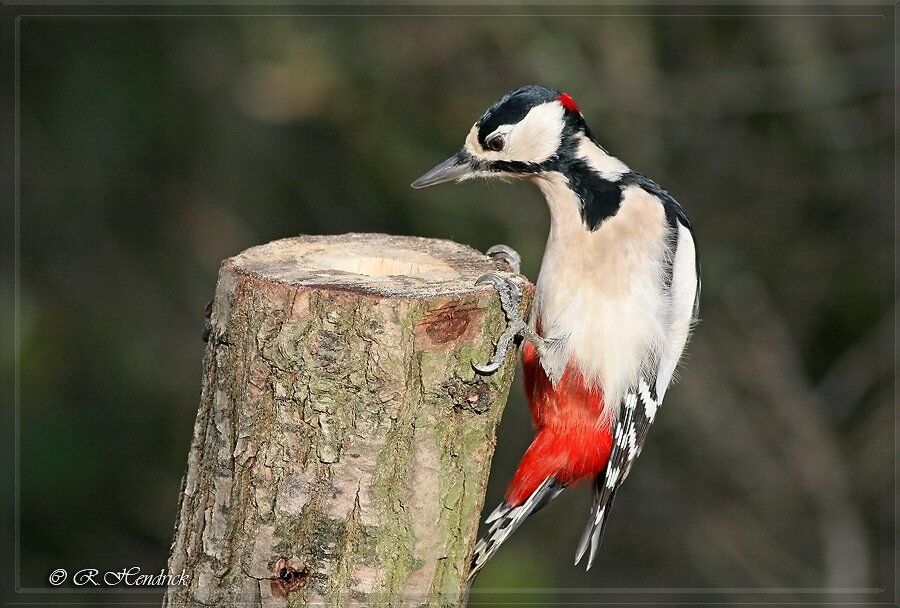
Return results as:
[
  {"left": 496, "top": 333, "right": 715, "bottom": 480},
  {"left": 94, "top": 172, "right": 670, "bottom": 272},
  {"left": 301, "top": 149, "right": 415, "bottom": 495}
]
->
[
  {"left": 574, "top": 476, "right": 618, "bottom": 570},
  {"left": 468, "top": 477, "right": 566, "bottom": 581},
  {"left": 484, "top": 503, "right": 507, "bottom": 524}
]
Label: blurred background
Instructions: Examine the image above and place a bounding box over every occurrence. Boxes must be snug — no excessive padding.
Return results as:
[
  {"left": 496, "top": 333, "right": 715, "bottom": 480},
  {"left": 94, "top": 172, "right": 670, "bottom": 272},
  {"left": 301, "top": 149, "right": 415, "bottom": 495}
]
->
[{"left": 7, "top": 7, "right": 894, "bottom": 605}]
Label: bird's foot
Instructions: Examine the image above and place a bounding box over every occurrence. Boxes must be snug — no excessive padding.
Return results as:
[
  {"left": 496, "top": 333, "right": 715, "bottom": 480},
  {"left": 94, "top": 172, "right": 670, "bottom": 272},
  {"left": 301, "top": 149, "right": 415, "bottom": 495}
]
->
[
  {"left": 486, "top": 244, "right": 521, "bottom": 274},
  {"left": 474, "top": 245, "right": 565, "bottom": 384},
  {"left": 472, "top": 273, "right": 528, "bottom": 375},
  {"left": 473, "top": 270, "right": 563, "bottom": 376},
  {"left": 472, "top": 244, "right": 524, "bottom": 374},
  {"left": 472, "top": 272, "right": 565, "bottom": 385}
]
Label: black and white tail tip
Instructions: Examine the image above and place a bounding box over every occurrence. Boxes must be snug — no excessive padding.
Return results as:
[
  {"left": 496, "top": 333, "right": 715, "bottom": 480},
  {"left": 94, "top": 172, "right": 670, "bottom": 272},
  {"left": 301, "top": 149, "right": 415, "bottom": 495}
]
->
[
  {"left": 573, "top": 478, "right": 617, "bottom": 570},
  {"left": 468, "top": 477, "right": 565, "bottom": 581}
]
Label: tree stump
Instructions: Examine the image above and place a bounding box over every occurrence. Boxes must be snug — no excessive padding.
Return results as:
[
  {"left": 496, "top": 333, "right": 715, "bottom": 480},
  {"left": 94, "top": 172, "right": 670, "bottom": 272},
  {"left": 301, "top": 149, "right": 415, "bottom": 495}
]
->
[{"left": 163, "top": 233, "right": 531, "bottom": 608}]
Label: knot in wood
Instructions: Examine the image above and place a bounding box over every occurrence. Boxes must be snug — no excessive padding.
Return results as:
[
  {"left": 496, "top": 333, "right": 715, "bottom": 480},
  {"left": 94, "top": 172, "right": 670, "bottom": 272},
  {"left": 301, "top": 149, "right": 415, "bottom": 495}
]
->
[
  {"left": 418, "top": 301, "right": 482, "bottom": 348},
  {"left": 270, "top": 559, "right": 310, "bottom": 597},
  {"left": 444, "top": 378, "right": 493, "bottom": 414}
]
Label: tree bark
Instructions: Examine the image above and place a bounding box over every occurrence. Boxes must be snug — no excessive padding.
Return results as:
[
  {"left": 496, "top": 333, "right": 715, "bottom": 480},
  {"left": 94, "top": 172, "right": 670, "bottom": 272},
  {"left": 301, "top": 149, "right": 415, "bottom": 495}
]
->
[{"left": 163, "top": 233, "right": 531, "bottom": 608}]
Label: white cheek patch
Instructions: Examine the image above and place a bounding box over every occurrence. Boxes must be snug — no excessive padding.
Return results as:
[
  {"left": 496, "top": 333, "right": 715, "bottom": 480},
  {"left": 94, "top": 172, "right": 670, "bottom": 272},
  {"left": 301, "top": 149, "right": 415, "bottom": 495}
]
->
[
  {"left": 506, "top": 102, "right": 566, "bottom": 162},
  {"left": 464, "top": 101, "right": 565, "bottom": 165}
]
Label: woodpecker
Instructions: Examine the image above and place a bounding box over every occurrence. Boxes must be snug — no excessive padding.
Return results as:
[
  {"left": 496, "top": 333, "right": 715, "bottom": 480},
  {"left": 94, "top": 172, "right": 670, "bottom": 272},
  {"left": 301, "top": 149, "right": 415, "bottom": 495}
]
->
[{"left": 412, "top": 85, "right": 700, "bottom": 579}]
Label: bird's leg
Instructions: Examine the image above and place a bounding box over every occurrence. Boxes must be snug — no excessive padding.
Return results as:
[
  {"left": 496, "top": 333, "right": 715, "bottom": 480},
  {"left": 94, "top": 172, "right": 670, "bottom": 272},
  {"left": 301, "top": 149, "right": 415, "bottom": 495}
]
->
[{"left": 473, "top": 273, "right": 565, "bottom": 386}]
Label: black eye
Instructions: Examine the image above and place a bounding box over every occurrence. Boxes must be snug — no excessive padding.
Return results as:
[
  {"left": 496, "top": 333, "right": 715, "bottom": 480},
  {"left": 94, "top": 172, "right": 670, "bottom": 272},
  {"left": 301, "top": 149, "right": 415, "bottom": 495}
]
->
[{"left": 486, "top": 135, "right": 504, "bottom": 152}]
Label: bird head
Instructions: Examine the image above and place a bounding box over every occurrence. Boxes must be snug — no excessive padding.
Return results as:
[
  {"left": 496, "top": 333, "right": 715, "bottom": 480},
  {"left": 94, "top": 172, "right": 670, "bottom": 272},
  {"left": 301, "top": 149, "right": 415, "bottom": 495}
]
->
[{"left": 411, "top": 85, "right": 588, "bottom": 188}]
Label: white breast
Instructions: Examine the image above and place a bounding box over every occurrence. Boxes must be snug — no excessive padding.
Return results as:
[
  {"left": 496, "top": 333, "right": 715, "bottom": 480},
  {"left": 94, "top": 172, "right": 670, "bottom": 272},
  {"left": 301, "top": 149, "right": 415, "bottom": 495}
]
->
[{"left": 532, "top": 173, "right": 674, "bottom": 425}]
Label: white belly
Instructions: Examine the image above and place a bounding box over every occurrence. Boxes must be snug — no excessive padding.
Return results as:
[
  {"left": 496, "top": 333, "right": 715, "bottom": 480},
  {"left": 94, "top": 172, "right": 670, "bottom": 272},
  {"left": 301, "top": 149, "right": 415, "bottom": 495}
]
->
[{"left": 532, "top": 174, "right": 673, "bottom": 423}]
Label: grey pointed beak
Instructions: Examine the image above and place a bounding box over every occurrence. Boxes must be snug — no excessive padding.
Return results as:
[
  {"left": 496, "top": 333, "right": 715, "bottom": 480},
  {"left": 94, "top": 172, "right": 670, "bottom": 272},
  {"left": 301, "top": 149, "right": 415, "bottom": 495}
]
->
[{"left": 411, "top": 150, "right": 476, "bottom": 189}]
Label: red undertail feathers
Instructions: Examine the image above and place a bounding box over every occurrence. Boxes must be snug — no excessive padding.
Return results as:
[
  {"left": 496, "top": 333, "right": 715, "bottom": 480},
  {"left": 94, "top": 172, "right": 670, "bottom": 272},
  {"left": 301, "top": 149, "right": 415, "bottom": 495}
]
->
[{"left": 505, "top": 341, "right": 613, "bottom": 506}]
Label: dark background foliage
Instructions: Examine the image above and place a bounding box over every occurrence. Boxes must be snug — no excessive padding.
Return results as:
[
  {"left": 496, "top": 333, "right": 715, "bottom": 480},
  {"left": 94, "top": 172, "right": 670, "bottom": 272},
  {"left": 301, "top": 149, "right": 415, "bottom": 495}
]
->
[{"left": 5, "top": 6, "right": 894, "bottom": 605}]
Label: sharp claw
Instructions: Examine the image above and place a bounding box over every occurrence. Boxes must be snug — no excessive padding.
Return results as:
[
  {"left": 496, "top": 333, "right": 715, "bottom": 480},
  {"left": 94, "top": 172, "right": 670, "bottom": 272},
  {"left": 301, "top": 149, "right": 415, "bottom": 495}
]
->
[
  {"left": 485, "top": 244, "right": 516, "bottom": 258},
  {"left": 472, "top": 360, "right": 502, "bottom": 375},
  {"left": 473, "top": 272, "right": 527, "bottom": 375},
  {"left": 476, "top": 273, "right": 507, "bottom": 287},
  {"left": 486, "top": 244, "right": 521, "bottom": 274},
  {"left": 473, "top": 319, "right": 520, "bottom": 374},
  {"left": 472, "top": 330, "right": 516, "bottom": 375}
]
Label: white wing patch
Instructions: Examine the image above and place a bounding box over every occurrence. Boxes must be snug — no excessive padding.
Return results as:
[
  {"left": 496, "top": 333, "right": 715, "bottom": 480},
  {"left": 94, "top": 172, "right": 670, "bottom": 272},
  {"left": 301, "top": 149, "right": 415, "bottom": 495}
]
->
[{"left": 655, "top": 221, "right": 698, "bottom": 400}]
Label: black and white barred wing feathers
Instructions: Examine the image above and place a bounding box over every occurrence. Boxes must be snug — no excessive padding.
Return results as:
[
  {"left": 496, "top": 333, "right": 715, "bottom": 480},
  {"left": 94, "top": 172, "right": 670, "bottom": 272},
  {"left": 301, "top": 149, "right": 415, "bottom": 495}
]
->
[{"left": 574, "top": 374, "right": 660, "bottom": 570}]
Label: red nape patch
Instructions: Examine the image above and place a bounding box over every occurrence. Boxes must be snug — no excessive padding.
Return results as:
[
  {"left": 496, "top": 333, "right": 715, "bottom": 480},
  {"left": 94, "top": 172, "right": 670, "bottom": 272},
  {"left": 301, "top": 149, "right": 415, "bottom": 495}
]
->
[{"left": 558, "top": 92, "right": 580, "bottom": 113}]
